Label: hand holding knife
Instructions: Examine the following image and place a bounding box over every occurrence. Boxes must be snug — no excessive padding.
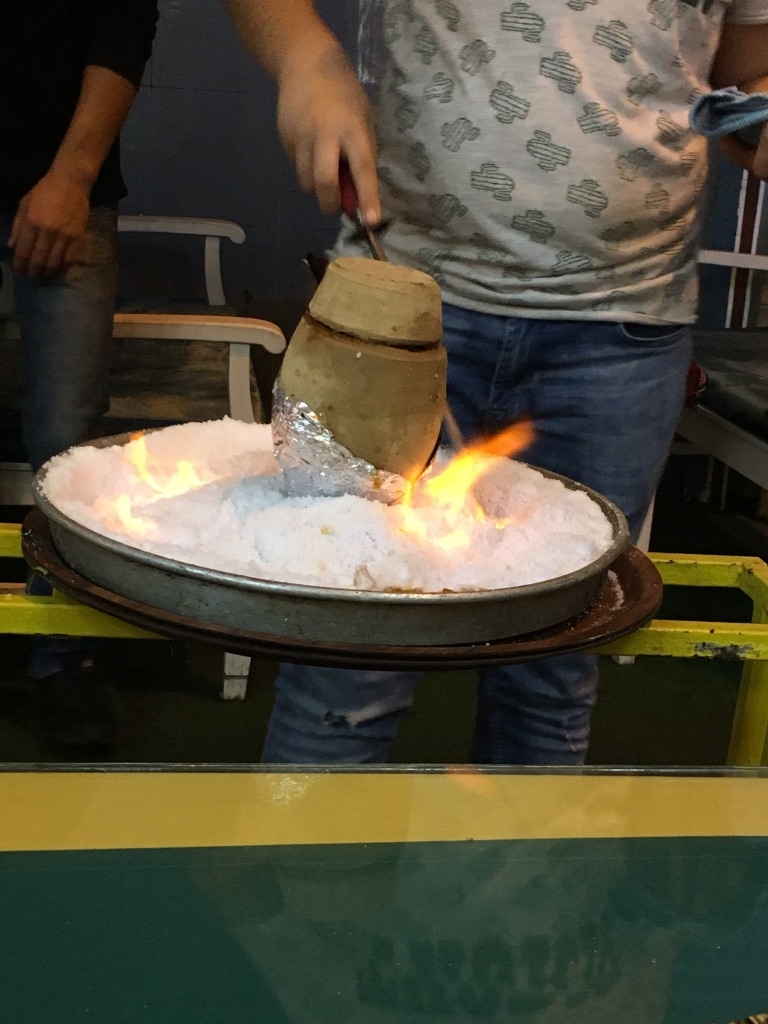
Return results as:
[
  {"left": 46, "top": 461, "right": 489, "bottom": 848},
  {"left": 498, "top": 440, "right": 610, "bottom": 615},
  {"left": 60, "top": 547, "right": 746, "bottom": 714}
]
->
[{"left": 339, "top": 161, "right": 389, "bottom": 261}]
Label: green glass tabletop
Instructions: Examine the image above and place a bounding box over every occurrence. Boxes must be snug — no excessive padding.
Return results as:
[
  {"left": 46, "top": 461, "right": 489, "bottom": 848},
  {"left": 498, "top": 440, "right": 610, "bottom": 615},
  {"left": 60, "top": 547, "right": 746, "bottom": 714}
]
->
[{"left": 1, "top": 766, "right": 767, "bottom": 1024}]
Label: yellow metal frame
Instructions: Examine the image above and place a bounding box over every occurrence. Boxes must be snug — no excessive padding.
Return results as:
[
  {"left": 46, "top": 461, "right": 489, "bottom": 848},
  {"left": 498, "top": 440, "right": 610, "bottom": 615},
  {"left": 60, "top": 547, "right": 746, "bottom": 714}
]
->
[
  {"left": 3, "top": 523, "right": 768, "bottom": 767},
  {"left": 4, "top": 772, "right": 768, "bottom": 852},
  {"left": 600, "top": 552, "right": 768, "bottom": 768}
]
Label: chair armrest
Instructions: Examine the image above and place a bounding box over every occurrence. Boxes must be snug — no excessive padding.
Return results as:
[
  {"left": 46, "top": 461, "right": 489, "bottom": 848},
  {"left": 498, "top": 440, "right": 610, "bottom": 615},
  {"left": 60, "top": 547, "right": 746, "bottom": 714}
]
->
[
  {"left": 118, "top": 216, "right": 246, "bottom": 305},
  {"left": 112, "top": 313, "right": 286, "bottom": 353},
  {"left": 112, "top": 313, "right": 287, "bottom": 425},
  {"left": 117, "top": 215, "right": 245, "bottom": 244}
]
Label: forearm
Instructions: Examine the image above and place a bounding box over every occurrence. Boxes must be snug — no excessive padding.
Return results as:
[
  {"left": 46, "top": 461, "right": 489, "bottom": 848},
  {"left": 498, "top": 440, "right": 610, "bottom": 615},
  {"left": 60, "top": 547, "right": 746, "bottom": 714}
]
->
[
  {"left": 225, "top": 0, "right": 344, "bottom": 83},
  {"left": 710, "top": 23, "right": 768, "bottom": 178},
  {"left": 50, "top": 65, "right": 137, "bottom": 192},
  {"left": 225, "top": 0, "right": 380, "bottom": 222},
  {"left": 711, "top": 23, "right": 768, "bottom": 90}
]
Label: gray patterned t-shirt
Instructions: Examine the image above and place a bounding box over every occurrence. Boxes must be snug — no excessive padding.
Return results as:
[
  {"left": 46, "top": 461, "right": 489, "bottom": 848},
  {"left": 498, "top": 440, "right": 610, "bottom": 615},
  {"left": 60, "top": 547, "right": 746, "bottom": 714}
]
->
[{"left": 336, "top": 0, "right": 768, "bottom": 324}]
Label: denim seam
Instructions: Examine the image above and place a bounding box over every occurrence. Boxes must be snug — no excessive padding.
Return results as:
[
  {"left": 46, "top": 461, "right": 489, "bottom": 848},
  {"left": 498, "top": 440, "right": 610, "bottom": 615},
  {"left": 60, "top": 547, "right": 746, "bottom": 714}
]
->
[{"left": 486, "top": 319, "right": 529, "bottom": 426}]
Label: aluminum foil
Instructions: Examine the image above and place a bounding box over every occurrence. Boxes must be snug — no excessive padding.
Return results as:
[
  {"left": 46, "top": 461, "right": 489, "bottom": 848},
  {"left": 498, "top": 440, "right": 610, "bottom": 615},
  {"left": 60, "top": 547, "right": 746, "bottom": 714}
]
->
[{"left": 271, "top": 383, "right": 409, "bottom": 504}]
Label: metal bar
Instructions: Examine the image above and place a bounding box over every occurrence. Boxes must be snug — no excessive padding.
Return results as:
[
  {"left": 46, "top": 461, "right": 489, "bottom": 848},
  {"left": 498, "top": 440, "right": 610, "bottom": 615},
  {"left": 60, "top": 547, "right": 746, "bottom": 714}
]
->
[
  {"left": 0, "top": 523, "right": 22, "bottom": 559},
  {"left": 737, "top": 560, "right": 768, "bottom": 619},
  {"left": 676, "top": 405, "right": 768, "bottom": 493},
  {"left": 699, "top": 247, "right": 768, "bottom": 272},
  {"left": 731, "top": 664, "right": 768, "bottom": 771},
  {"left": 596, "top": 620, "right": 768, "bottom": 660},
  {"left": 0, "top": 592, "right": 158, "bottom": 639},
  {"left": 649, "top": 552, "right": 755, "bottom": 589},
  {"left": 728, "top": 557, "right": 768, "bottom": 766}
]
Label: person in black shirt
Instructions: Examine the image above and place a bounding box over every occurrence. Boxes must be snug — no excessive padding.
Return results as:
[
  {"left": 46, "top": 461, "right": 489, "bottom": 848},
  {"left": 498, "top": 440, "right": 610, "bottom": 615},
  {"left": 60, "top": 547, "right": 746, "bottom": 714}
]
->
[
  {"left": 1, "top": 1, "right": 158, "bottom": 455},
  {"left": 0, "top": 1, "right": 158, "bottom": 745}
]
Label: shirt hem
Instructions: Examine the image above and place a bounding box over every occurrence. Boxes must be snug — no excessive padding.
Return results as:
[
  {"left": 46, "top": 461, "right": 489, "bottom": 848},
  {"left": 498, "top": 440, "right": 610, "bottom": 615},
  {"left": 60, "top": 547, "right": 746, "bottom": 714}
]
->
[{"left": 438, "top": 293, "right": 697, "bottom": 326}]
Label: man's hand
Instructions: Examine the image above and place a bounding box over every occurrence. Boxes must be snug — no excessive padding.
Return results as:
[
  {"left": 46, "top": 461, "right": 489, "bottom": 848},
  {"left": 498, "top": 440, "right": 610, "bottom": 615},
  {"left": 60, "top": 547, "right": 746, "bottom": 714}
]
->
[
  {"left": 9, "top": 64, "right": 138, "bottom": 279},
  {"left": 276, "top": 42, "right": 380, "bottom": 224},
  {"left": 9, "top": 172, "right": 90, "bottom": 278},
  {"left": 225, "top": 0, "right": 381, "bottom": 224},
  {"left": 719, "top": 120, "right": 768, "bottom": 180},
  {"left": 711, "top": 25, "right": 768, "bottom": 180}
]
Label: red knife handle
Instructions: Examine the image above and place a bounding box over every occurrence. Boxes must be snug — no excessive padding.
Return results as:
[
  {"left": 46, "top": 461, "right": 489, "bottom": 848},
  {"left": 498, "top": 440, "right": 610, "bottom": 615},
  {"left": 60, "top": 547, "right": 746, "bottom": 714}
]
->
[{"left": 339, "top": 161, "right": 360, "bottom": 219}]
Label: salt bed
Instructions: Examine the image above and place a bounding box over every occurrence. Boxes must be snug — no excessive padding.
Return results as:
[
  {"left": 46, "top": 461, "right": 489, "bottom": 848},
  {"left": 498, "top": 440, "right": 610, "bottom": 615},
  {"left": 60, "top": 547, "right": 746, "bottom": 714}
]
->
[{"left": 40, "top": 418, "right": 615, "bottom": 594}]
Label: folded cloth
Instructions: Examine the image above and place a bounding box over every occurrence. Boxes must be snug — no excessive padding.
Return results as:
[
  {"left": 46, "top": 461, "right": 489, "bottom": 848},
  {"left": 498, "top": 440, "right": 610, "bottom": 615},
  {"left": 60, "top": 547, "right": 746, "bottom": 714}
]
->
[{"left": 689, "top": 86, "right": 768, "bottom": 149}]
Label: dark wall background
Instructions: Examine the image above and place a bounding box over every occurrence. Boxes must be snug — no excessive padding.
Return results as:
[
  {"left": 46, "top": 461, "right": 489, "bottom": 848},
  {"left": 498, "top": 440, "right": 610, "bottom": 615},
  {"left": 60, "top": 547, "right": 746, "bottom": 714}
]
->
[{"left": 118, "top": 0, "right": 359, "bottom": 337}]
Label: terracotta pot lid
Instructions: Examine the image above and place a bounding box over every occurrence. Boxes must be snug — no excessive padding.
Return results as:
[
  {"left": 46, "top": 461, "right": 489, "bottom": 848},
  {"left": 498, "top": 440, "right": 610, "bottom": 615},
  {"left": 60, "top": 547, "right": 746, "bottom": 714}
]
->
[{"left": 308, "top": 256, "right": 442, "bottom": 346}]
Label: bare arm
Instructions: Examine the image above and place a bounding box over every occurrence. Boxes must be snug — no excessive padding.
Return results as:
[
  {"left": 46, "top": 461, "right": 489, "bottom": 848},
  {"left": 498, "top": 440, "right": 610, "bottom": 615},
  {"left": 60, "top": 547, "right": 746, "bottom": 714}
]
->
[
  {"left": 226, "top": 0, "right": 380, "bottom": 224},
  {"left": 10, "top": 65, "right": 137, "bottom": 278},
  {"left": 710, "top": 22, "right": 768, "bottom": 179}
]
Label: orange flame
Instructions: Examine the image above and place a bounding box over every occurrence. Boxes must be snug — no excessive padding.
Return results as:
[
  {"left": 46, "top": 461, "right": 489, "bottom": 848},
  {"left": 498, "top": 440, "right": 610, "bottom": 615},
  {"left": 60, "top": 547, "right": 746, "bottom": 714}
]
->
[
  {"left": 113, "top": 495, "right": 154, "bottom": 537},
  {"left": 125, "top": 432, "right": 160, "bottom": 489},
  {"left": 399, "top": 419, "right": 534, "bottom": 552},
  {"left": 109, "top": 433, "right": 206, "bottom": 539},
  {"left": 124, "top": 434, "right": 203, "bottom": 501}
]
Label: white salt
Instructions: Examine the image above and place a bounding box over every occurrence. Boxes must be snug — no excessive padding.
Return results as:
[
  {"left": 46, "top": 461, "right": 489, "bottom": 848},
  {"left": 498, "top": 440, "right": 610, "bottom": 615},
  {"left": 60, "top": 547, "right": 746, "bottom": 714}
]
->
[{"left": 41, "top": 418, "right": 615, "bottom": 593}]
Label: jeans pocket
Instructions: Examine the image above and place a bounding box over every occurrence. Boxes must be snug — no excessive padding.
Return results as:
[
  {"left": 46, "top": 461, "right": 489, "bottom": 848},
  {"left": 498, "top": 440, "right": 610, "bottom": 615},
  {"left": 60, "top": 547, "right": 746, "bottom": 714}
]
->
[
  {"left": 618, "top": 322, "right": 689, "bottom": 344},
  {"left": 62, "top": 206, "right": 118, "bottom": 282}
]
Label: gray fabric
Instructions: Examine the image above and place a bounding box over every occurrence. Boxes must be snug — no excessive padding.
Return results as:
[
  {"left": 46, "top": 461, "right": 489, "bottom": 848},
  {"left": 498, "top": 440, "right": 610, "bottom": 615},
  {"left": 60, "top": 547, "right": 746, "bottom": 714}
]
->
[{"left": 336, "top": 0, "right": 768, "bottom": 324}]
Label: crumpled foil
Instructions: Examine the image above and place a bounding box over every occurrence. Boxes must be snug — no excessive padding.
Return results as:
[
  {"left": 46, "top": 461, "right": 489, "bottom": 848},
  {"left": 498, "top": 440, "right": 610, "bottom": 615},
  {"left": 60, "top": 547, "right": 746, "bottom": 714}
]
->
[{"left": 271, "top": 383, "right": 409, "bottom": 504}]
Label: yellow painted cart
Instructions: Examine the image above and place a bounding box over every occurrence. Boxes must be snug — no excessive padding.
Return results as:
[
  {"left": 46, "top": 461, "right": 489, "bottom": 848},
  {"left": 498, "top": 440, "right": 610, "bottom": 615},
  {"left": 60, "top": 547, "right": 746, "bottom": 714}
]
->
[{"left": 3, "top": 521, "right": 768, "bottom": 766}]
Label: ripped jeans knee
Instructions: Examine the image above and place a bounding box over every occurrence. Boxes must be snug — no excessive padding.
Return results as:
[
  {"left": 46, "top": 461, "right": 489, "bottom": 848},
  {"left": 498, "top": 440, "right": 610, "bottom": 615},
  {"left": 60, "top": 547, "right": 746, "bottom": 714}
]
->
[{"left": 262, "top": 664, "right": 420, "bottom": 764}]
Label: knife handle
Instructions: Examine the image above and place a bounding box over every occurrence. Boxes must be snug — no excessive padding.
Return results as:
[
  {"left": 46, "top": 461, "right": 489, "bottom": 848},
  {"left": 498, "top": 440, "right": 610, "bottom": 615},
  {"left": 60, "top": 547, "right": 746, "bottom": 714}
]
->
[
  {"left": 339, "top": 161, "right": 360, "bottom": 219},
  {"left": 339, "top": 161, "right": 388, "bottom": 261}
]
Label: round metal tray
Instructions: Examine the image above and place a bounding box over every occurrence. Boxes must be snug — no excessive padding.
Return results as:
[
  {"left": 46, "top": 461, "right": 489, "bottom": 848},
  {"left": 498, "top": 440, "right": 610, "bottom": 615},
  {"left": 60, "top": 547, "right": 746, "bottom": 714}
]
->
[
  {"left": 32, "top": 434, "right": 629, "bottom": 648},
  {"left": 23, "top": 510, "right": 660, "bottom": 671}
]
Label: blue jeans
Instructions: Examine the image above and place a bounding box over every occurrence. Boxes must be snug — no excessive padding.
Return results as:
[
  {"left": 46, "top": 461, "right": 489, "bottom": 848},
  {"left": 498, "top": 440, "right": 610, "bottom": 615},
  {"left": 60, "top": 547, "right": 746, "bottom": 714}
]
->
[
  {"left": 1, "top": 206, "right": 117, "bottom": 679},
  {"left": 264, "top": 306, "right": 693, "bottom": 765},
  {"left": 0, "top": 206, "right": 116, "bottom": 472}
]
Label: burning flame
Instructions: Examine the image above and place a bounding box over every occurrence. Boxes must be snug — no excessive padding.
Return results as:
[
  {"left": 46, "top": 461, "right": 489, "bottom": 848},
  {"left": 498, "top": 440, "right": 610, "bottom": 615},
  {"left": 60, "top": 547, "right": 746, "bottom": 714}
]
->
[
  {"left": 105, "top": 423, "right": 534, "bottom": 549},
  {"left": 110, "top": 433, "right": 206, "bottom": 538},
  {"left": 399, "top": 420, "right": 534, "bottom": 552},
  {"left": 124, "top": 434, "right": 203, "bottom": 500},
  {"left": 113, "top": 495, "right": 154, "bottom": 537}
]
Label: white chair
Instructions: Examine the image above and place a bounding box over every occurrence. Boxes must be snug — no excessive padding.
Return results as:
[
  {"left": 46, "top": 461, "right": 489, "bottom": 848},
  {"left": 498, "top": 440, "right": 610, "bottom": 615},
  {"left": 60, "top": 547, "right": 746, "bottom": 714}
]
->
[
  {"left": 0, "top": 214, "right": 288, "bottom": 699},
  {"left": 115, "top": 215, "right": 286, "bottom": 424}
]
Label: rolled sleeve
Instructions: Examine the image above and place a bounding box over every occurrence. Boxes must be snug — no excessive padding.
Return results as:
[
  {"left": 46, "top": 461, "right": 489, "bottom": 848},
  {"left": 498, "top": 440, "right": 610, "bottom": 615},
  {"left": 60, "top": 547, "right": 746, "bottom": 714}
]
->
[
  {"left": 726, "top": 0, "right": 768, "bottom": 24},
  {"left": 87, "top": 0, "right": 159, "bottom": 89}
]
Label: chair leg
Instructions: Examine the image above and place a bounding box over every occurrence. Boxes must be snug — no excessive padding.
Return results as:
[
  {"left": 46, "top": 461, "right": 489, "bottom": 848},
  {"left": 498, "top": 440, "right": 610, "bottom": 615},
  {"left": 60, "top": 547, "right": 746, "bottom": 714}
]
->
[
  {"left": 250, "top": 347, "right": 284, "bottom": 421},
  {"left": 222, "top": 652, "right": 250, "bottom": 700}
]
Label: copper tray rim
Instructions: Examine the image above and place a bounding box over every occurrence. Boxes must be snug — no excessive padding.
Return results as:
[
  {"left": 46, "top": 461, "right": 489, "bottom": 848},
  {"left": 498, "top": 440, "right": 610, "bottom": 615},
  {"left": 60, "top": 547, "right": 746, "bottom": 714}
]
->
[{"left": 22, "top": 509, "right": 661, "bottom": 670}]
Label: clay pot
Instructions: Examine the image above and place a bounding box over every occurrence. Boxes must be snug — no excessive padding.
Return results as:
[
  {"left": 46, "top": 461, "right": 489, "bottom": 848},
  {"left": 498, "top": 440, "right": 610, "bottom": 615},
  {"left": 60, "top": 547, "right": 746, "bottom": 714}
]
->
[
  {"left": 278, "top": 257, "right": 446, "bottom": 481},
  {"left": 308, "top": 255, "right": 442, "bottom": 345}
]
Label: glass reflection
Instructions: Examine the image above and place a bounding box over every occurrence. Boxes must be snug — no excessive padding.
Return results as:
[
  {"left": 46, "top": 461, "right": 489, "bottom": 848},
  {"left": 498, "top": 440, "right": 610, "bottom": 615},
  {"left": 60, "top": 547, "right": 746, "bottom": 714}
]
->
[{"left": 1, "top": 766, "right": 767, "bottom": 1024}]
